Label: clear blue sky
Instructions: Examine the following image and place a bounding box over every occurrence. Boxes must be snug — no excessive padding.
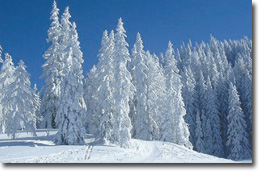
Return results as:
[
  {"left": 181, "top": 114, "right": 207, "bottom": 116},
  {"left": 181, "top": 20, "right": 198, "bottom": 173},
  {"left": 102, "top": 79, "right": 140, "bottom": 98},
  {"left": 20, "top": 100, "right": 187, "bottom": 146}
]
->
[{"left": 0, "top": 0, "right": 252, "bottom": 89}]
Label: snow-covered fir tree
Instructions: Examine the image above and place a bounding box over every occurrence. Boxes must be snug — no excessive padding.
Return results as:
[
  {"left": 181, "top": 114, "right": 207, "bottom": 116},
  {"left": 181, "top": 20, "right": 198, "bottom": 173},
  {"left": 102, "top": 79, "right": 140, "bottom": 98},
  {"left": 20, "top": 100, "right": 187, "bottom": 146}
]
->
[
  {"left": 161, "top": 41, "right": 192, "bottom": 149},
  {"left": 130, "top": 33, "right": 162, "bottom": 140},
  {"left": 54, "top": 7, "right": 86, "bottom": 145},
  {"left": 113, "top": 18, "right": 135, "bottom": 148},
  {"left": 227, "top": 82, "right": 251, "bottom": 160},
  {"left": 204, "top": 76, "right": 223, "bottom": 157},
  {"left": 95, "top": 30, "right": 116, "bottom": 144},
  {"left": 181, "top": 66, "right": 197, "bottom": 146},
  {"left": 234, "top": 56, "right": 252, "bottom": 147},
  {"left": 40, "top": 0, "right": 62, "bottom": 129},
  {"left": 0, "top": 53, "right": 16, "bottom": 134},
  {"left": 84, "top": 65, "right": 99, "bottom": 135},
  {"left": 1, "top": 60, "right": 37, "bottom": 139}
]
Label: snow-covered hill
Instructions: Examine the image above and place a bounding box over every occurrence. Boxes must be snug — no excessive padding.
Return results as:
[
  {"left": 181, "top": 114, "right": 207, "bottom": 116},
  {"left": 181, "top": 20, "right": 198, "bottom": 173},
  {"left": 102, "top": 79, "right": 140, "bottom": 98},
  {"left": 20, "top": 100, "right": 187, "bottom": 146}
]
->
[{"left": 0, "top": 130, "right": 242, "bottom": 163}]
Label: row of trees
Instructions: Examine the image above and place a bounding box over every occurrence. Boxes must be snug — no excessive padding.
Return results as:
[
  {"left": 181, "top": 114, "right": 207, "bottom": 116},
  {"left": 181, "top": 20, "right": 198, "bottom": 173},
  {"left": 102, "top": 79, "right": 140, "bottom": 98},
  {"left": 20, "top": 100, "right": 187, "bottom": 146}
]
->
[{"left": 0, "top": 1, "right": 252, "bottom": 160}]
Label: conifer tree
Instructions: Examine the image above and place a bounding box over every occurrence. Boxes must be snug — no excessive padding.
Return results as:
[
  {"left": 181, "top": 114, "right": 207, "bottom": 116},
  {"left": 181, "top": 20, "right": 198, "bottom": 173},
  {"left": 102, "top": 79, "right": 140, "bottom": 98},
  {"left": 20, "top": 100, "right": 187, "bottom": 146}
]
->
[
  {"left": 41, "top": 0, "right": 62, "bottom": 129},
  {"left": 161, "top": 41, "right": 192, "bottom": 149},
  {"left": 204, "top": 77, "right": 223, "bottom": 157},
  {"left": 2, "top": 60, "right": 37, "bottom": 138},
  {"left": 54, "top": 7, "right": 86, "bottom": 145},
  {"left": 113, "top": 18, "right": 135, "bottom": 148},
  {"left": 0, "top": 53, "right": 15, "bottom": 134},
  {"left": 84, "top": 65, "right": 99, "bottom": 135},
  {"left": 227, "top": 82, "right": 251, "bottom": 160},
  {"left": 96, "top": 30, "right": 116, "bottom": 144},
  {"left": 181, "top": 66, "right": 197, "bottom": 146}
]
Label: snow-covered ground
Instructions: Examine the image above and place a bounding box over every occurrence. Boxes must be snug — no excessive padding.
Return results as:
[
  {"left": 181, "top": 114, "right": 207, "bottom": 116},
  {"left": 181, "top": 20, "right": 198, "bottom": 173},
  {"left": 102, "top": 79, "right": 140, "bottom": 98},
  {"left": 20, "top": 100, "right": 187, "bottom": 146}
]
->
[{"left": 0, "top": 130, "right": 249, "bottom": 163}]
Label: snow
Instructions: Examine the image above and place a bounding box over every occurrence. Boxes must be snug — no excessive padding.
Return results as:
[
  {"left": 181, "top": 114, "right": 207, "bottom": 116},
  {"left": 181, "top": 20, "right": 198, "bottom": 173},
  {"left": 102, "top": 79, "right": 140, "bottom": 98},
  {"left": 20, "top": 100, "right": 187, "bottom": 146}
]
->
[{"left": 0, "top": 129, "right": 248, "bottom": 163}]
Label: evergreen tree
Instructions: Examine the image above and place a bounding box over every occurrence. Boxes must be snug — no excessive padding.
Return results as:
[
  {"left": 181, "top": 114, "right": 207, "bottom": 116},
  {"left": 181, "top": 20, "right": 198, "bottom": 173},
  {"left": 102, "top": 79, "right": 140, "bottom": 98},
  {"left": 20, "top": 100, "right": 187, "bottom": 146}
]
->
[
  {"left": 227, "top": 82, "right": 251, "bottom": 160},
  {"left": 234, "top": 56, "right": 252, "bottom": 147},
  {"left": 41, "top": 0, "right": 62, "bottom": 129},
  {"left": 54, "top": 7, "right": 86, "bottom": 145},
  {"left": 2, "top": 60, "right": 37, "bottom": 138},
  {"left": 113, "top": 18, "right": 135, "bottom": 148},
  {"left": 0, "top": 53, "right": 15, "bottom": 134},
  {"left": 84, "top": 65, "right": 99, "bottom": 135},
  {"left": 181, "top": 66, "right": 197, "bottom": 146},
  {"left": 204, "top": 77, "right": 223, "bottom": 157},
  {"left": 161, "top": 41, "right": 192, "bottom": 149},
  {"left": 96, "top": 30, "right": 116, "bottom": 144},
  {"left": 130, "top": 33, "right": 150, "bottom": 140}
]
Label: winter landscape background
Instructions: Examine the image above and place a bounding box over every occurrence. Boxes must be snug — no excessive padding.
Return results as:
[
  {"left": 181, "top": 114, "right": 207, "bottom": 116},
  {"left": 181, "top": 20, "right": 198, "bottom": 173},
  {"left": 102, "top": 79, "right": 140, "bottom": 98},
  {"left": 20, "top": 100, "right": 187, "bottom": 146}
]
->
[{"left": 0, "top": 0, "right": 252, "bottom": 163}]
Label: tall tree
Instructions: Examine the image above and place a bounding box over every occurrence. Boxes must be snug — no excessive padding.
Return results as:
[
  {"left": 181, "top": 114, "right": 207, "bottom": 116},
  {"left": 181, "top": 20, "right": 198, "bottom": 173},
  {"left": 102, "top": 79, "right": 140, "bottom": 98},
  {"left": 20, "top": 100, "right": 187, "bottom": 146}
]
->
[
  {"left": 40, "top": 0, "right": 62, "bottom": 129},
  {"left": 227, "top": 82, "right": 251, "bottom": 160},
  {"left": 113, "top": 18, "right": 135, "bottom": 148},
  {"left": 161, "top": 41, "right": 192, "bottom": 149},
  {"left": 54, "top": 7, "right": 86, "bottom": 145},
  {"left": 96, "top": 30, "right": 116, "bottom": 144}
]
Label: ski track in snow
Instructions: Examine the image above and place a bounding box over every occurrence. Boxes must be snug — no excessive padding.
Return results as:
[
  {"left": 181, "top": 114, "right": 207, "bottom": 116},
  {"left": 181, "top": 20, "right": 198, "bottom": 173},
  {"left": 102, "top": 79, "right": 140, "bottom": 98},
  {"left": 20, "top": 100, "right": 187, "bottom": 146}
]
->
[{"left": 0, "top": 130, "right": 246, "bottom": 163}]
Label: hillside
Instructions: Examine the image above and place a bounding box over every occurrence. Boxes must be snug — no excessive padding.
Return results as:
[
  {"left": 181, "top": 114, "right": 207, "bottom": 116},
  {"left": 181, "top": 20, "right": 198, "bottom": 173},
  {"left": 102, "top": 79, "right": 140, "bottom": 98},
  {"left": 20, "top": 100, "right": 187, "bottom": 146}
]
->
[{"left": 0, "top": 130, "right": 244, "bottom": 163}]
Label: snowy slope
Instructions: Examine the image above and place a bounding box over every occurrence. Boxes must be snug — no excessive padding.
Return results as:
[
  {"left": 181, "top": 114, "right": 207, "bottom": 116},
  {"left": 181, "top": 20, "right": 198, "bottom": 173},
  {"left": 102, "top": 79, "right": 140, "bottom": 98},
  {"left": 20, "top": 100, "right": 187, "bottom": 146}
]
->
[{"left": 0, "top": 130, "right": 241, "bottom": 163}]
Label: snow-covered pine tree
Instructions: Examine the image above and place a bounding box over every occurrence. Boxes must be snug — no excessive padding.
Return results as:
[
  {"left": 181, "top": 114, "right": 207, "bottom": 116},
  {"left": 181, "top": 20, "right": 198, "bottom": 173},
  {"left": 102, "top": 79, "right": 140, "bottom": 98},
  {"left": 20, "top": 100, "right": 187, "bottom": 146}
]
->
[
  {"left": 84, "top": 65, "right": 99, "bottom": 135},
  {"left": 130, "top": 33, "right": 150, "bottom": 140},
  {"left": 0, "top": 53, "right": 16, "bottom": 134},
  {"left": 234, "top": 56, "right": 252, "bottom": 148},
  {"left": 149, "top": 53, "right": 166, "bottom": 138},
  {"left": 2, "top": 60, "right": 37, "bottom": 139},
  {"left": 96, "top": 30, "right": 116, "bottom": 144},
  {"left": 181, "top": 66, "right": 197, "bottom": 146},
  {"left": 54, "top": 7, "right": 86, "bottom": 145},
  {"left": 204, "top": 76, "right": 223, "bottom": 157},
  {"left": 113, "top": 18, "right": 135, "bottom": 148},
  {"left": 161, "top": 41, "right": 192, "bottom": 149},
  {"left": 41, "top": 0, "right": 62, "bottom": 129},
  {"left": 227, "top": 82, "right": 251, "bottom": 160}
]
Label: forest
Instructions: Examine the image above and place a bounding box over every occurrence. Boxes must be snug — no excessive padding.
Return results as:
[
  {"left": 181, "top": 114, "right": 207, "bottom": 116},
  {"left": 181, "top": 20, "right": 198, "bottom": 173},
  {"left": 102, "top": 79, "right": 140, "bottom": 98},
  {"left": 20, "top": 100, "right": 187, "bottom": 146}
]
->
[{"left": 0, "top": 1, "right": 252, "bottom": 161}]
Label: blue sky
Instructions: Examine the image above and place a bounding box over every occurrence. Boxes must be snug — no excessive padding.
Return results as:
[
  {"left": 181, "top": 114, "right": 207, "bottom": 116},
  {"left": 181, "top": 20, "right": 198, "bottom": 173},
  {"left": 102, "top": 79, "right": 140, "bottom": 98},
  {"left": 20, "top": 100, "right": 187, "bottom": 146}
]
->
[{"left": 0, "top": 0, "right": 252, "bottom": 89}]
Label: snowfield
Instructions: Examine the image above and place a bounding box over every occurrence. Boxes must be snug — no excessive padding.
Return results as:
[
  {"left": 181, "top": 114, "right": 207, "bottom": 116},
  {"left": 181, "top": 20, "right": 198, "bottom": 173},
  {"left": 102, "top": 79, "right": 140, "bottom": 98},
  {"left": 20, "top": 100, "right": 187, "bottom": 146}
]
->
[{"left": 0, "top": 130, "right": 247, "bottom": 163}]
